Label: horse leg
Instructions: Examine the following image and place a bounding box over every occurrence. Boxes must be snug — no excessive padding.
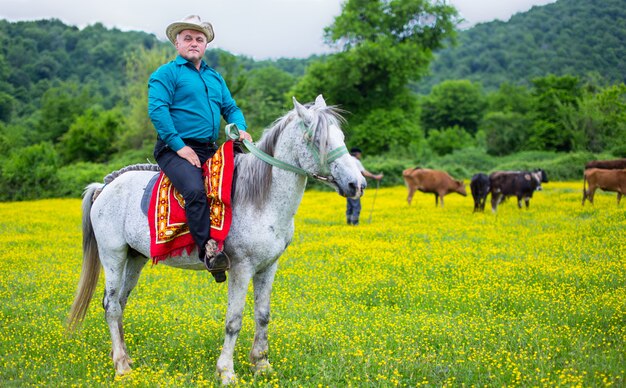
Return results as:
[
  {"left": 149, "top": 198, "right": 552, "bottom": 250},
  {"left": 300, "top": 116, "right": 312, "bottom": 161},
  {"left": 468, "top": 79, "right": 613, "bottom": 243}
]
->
[
  {"left": 216, "top": 268, "right": 253, "bottom": 385},
  {"left": 250, "top": 262, "right": 278, "bottom": 375},
  {"left": 115, "top": 255, "right": 149, "bottom": 366},
  {"left": 617, "top": 192, "right": 622, "bottom": 205},
  {"left": 101, "top": 250, "right": 133, "bottom": 375}
]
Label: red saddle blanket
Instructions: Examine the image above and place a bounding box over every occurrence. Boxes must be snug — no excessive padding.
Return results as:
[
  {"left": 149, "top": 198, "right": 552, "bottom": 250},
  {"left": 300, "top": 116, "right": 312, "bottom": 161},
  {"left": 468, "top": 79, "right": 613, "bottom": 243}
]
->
[{"left": 148, "top": 140, "right": 234, "bottom": 264}]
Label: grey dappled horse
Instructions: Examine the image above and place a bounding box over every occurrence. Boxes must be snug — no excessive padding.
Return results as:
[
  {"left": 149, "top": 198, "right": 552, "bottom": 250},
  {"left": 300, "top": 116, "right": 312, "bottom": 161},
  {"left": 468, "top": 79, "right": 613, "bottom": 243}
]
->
[{"left": 67, "top": 96, "right": 365, "bottom": 385}]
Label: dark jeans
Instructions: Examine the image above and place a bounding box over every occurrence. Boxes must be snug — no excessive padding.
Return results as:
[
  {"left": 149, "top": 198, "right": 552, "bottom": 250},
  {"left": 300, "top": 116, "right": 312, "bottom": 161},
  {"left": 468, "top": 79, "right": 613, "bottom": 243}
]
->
[
  {"left": 346, "top": 198, "right": 361, "bottom": 225},
  {"left": 154, "top": 139, "right": 217, "bottom": 256}
]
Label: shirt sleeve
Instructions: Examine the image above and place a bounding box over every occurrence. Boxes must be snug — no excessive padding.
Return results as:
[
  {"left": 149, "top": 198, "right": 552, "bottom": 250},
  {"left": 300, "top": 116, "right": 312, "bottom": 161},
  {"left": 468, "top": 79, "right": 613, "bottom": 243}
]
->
[{"left": 148, "top": 65, "right": 186, "bottom": 152}]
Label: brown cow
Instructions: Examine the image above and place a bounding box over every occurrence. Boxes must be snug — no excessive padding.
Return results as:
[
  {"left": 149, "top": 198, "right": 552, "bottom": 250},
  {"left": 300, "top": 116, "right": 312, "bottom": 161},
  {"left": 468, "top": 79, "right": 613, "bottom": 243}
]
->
[
  {"left": 402, "top": 167, "right": 467, "bottom": 207},
  {"left": 585, "top": 158, "right": 626, "bottom": 170},
  {"left": 582, "top": 168, "right": 626, "bottom": 205}
]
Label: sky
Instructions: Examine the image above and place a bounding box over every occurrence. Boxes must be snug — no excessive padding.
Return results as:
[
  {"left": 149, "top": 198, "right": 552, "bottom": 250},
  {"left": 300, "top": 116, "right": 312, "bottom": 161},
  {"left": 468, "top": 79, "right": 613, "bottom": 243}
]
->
[{"left": 1, "top": 0, "right": 557, "bottom": 60}]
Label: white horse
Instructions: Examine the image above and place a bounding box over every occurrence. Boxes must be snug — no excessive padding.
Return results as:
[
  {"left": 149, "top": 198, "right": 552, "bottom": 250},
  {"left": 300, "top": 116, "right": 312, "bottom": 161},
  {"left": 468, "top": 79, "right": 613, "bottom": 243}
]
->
[{"left": 66, "top": 95, "right": 365, "bottom": 385}]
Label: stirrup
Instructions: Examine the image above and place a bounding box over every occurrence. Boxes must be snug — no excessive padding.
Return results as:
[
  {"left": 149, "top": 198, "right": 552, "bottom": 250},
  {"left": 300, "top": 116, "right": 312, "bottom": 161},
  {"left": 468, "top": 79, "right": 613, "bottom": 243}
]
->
[{"left": 202, "top": 244, "right": 230, "bottom": 273}]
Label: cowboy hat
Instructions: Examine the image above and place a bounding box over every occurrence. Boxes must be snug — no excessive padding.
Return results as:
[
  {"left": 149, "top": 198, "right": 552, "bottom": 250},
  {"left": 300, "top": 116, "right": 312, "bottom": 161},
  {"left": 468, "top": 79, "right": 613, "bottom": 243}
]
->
[{"left": 166, "top": 15, "right": 214, "bottom": 45}]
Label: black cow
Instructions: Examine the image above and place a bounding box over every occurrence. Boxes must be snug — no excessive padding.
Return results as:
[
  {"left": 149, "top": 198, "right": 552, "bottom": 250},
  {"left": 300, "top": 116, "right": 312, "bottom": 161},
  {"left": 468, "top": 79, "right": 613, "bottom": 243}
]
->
[
  {"left": 470, "top": 173, "right": 490, "bottom": 212},
  {"left": 489, "top": 169, "right": 548, "bottom": 212}
]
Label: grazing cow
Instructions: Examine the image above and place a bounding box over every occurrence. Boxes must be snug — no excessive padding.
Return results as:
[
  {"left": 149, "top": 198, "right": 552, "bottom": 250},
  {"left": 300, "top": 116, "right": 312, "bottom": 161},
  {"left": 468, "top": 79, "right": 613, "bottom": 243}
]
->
[
  {"left": 402, "top": 167, "right": 467, "bottom": 207},
  {"left": 584, "top": 158, "right": 626, "bottom": 170},
  {"left": 582, "top": 168, "right": 626, "bottom": 205},
  {"left": 489, "top": 169, "right": 548, "bottom": 212},
  {"left": 470, "top": 173, "right": 490, "bottom": 212}
]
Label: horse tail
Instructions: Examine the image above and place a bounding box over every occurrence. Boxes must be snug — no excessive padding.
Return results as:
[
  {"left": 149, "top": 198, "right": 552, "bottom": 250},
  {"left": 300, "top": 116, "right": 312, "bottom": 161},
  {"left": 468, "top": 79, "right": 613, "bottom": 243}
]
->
[{"left": 67, "top": 183, "right": 103, "bottom": 332}]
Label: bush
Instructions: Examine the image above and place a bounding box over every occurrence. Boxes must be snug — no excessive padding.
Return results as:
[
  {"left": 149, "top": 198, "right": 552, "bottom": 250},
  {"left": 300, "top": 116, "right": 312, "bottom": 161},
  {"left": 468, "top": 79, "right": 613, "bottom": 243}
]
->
[
  {"left": 426, "top": 126, "right": 474, "bottom": 156},
  {"left": 428, "top": 147, "right": 496, "bottom": 179},
  {"left": 0, "top": 142, "right": 60, "bottom": 201},
  {"left": 348, "top": 107, "right": 422, "bottom": 155},
  {"left": 55, "top": 162, "right": 114, "bottom": 197}
]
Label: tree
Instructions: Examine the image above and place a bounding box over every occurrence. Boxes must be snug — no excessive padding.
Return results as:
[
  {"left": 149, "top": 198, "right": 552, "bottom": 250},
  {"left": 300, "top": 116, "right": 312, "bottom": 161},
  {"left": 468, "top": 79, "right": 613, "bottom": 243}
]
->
[
  {"left": 291, "top": 0, "right": 458, "bottom": 150},
  {"left": 0, "top": 142, "right": 60, "bottom": 201},
  {"left": 238, "top": 66, "right": 296, "bottom": 136},
  {"left": 59, "top": 107, "right": 123, "bottom": 163},
  {"left": 117, "top": 46, "right": 173, "bottom": 152},
  {"left": 420, "top": 79, "right": 486, "bottom": 135},
  {"left": 426, "top": 125, "right": 475, "bottom": 156},
  {"left": 482, "top": 111, "right": 532, "bottom": 156},
  {"left": 560, "top": 83, "right": 626, "bottom": 153},
  {"left": 37, "top": 81, "right": 96, "bottom": 143},
  {"left": 527, "top": 74, "right": 583, "bottom": 151}
]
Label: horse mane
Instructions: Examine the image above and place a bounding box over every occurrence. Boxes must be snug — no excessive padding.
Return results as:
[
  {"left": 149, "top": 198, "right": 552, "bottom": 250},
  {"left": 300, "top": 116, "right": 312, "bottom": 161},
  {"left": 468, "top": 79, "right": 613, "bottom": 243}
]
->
[
  {"left": 103, "top": 163, "right": 160, "bottom": 185},
  {"left": 234, "top": 104, "right": 344, "bottom": 209}
]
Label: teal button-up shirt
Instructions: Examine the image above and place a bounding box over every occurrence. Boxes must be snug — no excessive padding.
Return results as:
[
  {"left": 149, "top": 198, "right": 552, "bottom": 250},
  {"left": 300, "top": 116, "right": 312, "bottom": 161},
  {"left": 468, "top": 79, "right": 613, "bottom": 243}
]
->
[{"left": 148, "top": 55, "right": 247, "bottom": 152}]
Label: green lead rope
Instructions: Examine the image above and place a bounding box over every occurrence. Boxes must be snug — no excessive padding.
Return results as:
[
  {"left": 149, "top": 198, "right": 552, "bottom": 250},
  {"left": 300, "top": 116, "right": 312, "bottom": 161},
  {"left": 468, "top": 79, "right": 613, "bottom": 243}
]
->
[{"left": 225, "top": 123, "right": 348, "bottom": 178}]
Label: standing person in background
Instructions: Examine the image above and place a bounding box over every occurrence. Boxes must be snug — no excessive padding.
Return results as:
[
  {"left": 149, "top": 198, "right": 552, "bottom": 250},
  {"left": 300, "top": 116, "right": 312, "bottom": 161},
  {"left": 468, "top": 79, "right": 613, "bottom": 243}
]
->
[
  {"left": 148, "top": 15, "right": 252, "bottom": 283},
  {"left": 347, "top": 147, "right": 383, "bottom": 225}
]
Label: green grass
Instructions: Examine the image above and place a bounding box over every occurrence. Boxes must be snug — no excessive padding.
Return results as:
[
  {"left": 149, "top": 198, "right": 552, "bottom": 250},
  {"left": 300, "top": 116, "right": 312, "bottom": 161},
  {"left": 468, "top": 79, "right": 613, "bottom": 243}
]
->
[{"left": 0, "top": 182, "right": 624, "bottom": 386}]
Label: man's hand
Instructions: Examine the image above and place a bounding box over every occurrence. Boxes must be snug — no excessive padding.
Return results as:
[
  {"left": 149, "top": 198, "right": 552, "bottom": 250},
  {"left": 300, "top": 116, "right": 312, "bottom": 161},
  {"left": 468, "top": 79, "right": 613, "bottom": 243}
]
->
[
  {"left": 239, "top": 131, "right": 252, "bottom": 142},
  {"left": 177, "top": 146, "right": 201, "bottom": 168}
]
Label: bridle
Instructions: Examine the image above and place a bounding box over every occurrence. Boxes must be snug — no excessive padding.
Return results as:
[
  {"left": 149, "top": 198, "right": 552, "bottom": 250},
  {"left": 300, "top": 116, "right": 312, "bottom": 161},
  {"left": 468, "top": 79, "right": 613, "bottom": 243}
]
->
[{"left": 225, "top": 123, "right": 348, "bottom": 182}]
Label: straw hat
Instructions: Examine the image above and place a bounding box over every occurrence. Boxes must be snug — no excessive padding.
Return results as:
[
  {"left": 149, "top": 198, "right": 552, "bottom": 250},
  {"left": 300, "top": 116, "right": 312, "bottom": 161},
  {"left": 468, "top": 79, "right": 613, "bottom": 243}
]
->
[{"left": 166, "top": 15, "right": 214, "bottom": 45}]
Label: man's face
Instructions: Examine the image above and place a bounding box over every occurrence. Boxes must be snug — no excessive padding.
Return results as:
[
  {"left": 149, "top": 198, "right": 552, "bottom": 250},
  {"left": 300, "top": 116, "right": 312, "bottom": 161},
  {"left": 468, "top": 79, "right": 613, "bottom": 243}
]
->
[{"left": 175, "top": 29, "right": 208, "bottom": 63}]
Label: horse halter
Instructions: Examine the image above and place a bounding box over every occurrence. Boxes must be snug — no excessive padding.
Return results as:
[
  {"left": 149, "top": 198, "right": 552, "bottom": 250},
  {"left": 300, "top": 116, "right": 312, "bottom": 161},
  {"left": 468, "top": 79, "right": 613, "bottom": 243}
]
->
[{"left": 225, "top": 123, "right": 348, "bottom": 182}]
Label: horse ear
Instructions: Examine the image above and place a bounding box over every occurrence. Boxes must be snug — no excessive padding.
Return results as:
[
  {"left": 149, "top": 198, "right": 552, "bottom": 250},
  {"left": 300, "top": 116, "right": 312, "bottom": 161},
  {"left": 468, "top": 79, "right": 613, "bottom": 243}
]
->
[
  {"left": 315, "top": 94, "right": 326, "bottom": 107},
  {"left": 293, "top": 96, "right": 312, "bottom": 122}
]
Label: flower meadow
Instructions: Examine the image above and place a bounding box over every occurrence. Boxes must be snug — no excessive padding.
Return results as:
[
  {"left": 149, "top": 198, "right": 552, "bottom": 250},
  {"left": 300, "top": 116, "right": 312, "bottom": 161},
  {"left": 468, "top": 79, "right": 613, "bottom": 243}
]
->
[{"left": 0, "top": 182, "right": 624, "bottom": 387}]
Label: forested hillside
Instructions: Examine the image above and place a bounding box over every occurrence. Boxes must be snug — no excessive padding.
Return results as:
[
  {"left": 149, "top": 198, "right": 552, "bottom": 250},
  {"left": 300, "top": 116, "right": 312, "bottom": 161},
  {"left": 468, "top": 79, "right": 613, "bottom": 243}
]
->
[
  {"left": 416, "top": 0, "right": 626, "bottom": 93},
  {"left": 0, "top": 0, "right": 624, "bottom": 201}
]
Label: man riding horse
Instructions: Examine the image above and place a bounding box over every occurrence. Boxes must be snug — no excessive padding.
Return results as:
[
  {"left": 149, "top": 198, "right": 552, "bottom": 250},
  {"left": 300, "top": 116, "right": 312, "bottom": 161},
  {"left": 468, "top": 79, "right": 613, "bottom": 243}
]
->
[{"left": 148, "top": 15, "right": 253, "bottom": 282}]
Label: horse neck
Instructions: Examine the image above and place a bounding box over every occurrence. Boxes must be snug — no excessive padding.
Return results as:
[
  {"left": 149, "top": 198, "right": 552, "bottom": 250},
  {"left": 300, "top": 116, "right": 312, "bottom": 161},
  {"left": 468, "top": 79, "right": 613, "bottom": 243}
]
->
[{"left": 266, "top": 126, "right": 308, "bottom": 217}]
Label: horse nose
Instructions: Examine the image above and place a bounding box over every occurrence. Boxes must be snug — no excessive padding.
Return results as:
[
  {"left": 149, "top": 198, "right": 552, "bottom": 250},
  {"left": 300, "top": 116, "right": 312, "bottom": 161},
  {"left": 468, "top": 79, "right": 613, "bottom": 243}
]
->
[{"left": 348, "top": 180, "right": 366, "bottom": 197}]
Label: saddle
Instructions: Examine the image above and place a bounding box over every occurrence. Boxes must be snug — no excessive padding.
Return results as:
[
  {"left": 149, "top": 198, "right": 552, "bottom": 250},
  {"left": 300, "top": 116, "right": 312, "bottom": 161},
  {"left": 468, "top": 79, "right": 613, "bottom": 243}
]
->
[{"left": 144, "top": 140, "right": 235, "bottom": 264}]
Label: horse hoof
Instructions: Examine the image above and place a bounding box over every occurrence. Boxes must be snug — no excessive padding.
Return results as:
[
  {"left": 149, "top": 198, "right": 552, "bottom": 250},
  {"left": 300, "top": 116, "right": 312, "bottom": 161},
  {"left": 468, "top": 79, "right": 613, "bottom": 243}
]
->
[
  {"left": 254, "top": 360, "right": 273, "bottom": 376},
  {"left": 114, "top": 356, "right": 133, "bottom": 376},
  {"left": 217, "top": 370, "right": 238, "bottom": 386},
  {"left": 115, "top": 364, "right": 132, "bottom": 376}
]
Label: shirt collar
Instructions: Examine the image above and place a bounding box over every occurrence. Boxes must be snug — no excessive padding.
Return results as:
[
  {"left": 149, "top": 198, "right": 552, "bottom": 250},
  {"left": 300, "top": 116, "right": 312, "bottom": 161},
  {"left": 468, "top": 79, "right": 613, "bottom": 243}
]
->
[{"left": 174, "top": 55, "right": 209, "bottom": 70}]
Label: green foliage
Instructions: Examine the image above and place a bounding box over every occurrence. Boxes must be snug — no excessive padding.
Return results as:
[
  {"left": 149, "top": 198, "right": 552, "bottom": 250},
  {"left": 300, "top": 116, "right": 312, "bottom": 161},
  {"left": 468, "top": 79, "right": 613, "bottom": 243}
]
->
[
  {"left": 426, "top": 126, "right": 475, "bottom": 156},
  {"left": 347, "top": 96, "right": 422, "bottom": 155},
  {"left": 0, "top": 142, "right": 60, "bottom": 201},
  {"left": 429, "top": 147, "right": 496, "bottom": 177},
  {"left": 117, "top": 46, "right": 172, "bottom": 152},
  {"left": 1, "top": 6, "right": 625, "bottom": 201},
  {"left": 55, "top": 162, "right": 114, "bottom": 197},
  {"left": 482, "top": 111, "right": 532, "bottom": 156},
  {"left": 420, "top": 79, "right": 487, "bottom": 134},
  {"left": 560, "top": 83, "right": 626, "bottom": 153},
  {"left": 324, "top": 0, "right": 458, "bottom": 50},
  {"left": 237, "top": 66, "right": 296, "bottom": 137},
  {"left": 292, "top": 0, "right": 458, "bottom": 120},
  {"left": 487, "top": 82, "right": 533, "bottom": 114},
  {"left": 59, "top": 107, "right": 124, "bottom": 163},
  {"left": 0, "top": 91, "right": 15, "bottom": 122},
  {"left": 37, "top": 81, "right": 97, "bottom": 143},
  {"left": 417, "top": 0, "right": 626, "bottom": 93}
]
